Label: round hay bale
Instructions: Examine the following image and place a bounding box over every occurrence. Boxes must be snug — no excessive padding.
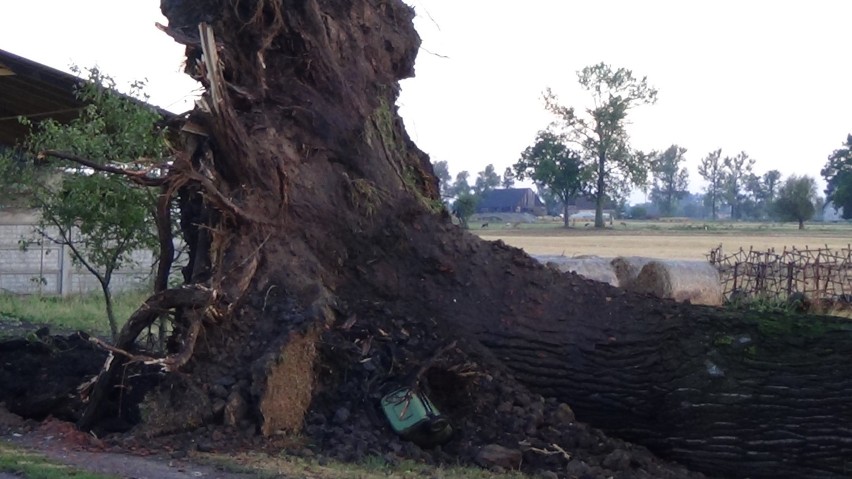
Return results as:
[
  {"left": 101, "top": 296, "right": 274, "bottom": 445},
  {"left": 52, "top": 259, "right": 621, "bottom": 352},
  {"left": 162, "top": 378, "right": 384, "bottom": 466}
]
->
[
  {"left": 631, "top": 260, "right": 722, "bottom": 306},
  {"left": 610, "top": 256, "right": 655, "bottom": 289},
  {"left": 532, "top": 255, "right": 619, "bottom": 287}
]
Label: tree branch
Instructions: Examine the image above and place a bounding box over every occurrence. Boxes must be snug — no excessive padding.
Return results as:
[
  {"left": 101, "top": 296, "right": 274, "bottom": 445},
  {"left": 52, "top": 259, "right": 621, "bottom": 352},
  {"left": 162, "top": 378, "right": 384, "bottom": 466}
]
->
[
  {"left": 39, "top": 150, "right": 167, "bottom": 187},
  {"left": 39, "top": 225, "right": 107, "bottom": 287}
]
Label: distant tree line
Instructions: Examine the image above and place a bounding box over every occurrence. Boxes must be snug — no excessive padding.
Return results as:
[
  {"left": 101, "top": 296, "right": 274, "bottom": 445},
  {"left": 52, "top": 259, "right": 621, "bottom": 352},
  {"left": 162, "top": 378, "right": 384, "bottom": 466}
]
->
[{"left": 433, "top": 62, "right": 851, "bottom": 230}]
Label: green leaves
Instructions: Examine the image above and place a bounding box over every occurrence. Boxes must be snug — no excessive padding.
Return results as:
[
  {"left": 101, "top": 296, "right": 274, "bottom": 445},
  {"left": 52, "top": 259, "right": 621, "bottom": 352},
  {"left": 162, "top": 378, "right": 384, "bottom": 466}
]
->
[
  {"left": 25, "top": 69, "right": 164, "bottom": 169},
  {"left": 473, "top": 164, "right": 501, "bottom": 195},
  {"left": 453, "top": 193, "right": 478, "bottom": 228},
  {"left": 821, "top": 134, "right": 852, "bottom": 219},
  {"left": 649, "top": 145, "right": 689, "bottom": 216},
  {"left": 772, "top": 175, "right": 820, "bottom": 228},
  {"left": 14, "top": 67, "right": 167, "bottom": 339},
  {"left": 515, "top": 131, "right": 589, "bottom": 226},
  {"left": 722, "top": 152, "right": 756, "bottom": 220},
  {"left": 698, "top": 149, "right": 724, "bottom": 219},
  {"left": 544, "top": 63, "right": 657, "bottom": 227}
]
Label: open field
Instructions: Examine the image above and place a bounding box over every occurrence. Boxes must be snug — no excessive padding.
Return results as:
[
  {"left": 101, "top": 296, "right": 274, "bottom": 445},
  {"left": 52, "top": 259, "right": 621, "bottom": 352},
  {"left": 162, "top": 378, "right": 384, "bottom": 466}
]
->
[{"left": 475, "top": 220, "right": 852, "bottom": 260}]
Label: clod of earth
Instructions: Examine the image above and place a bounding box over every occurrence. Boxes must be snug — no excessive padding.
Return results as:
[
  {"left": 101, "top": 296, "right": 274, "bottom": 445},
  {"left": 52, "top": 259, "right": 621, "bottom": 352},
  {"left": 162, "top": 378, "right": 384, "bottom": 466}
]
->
[{"left": 3, "top": 1, "right": 852, "bottom": 478}]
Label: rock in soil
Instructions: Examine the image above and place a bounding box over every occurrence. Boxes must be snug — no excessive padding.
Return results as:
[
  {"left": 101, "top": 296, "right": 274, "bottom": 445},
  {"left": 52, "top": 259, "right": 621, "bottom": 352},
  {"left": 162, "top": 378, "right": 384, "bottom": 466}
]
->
[{"left": 475, "top": 444, "right": 523, "bottom": 470}]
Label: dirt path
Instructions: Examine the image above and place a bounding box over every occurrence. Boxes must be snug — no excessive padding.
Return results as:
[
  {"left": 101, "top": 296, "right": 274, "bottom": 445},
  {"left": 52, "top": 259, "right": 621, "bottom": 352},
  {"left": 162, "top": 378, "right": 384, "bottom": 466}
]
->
[
  {"left": 0, "top": 415, "right": 262, "bottom": 479},
  {"left": 5, "top": 444, "right": 260, "bottom": 479}
]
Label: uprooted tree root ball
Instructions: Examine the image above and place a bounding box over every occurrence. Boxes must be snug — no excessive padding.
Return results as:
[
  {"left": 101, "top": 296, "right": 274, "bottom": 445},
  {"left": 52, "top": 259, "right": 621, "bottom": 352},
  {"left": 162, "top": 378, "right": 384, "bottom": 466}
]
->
[{"left": 4, "top": 1, "right": 852, "bottom": 478}]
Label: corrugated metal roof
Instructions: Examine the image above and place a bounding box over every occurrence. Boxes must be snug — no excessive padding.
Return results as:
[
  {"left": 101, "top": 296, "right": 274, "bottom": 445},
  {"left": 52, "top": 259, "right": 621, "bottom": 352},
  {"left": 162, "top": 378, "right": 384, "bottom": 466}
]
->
[
  {"left": 0, "top": 49, "right": 176, "bottom": 148},
  {"left": 0, "top": 49, "right": 87, "bottom": 147}
]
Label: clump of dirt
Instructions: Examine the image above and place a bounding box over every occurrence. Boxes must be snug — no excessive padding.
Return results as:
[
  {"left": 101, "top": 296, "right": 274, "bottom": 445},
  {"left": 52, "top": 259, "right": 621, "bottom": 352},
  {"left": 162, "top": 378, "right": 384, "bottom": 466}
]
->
[
  {"left": 0, "top": 330, "right": 105, "bottom": 421},
  {"left": 291, "top": 301, "right": 703, "bottom": 479}
]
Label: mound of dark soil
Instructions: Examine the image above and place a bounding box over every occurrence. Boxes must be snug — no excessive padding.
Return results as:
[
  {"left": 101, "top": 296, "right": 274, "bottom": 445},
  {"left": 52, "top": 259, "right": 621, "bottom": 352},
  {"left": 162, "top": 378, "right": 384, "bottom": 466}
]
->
[
  {"left": 0, "top": 330, "right": 104, "bottom": 421},
  {"left": 0, "top": 304, "right": 704, "bottom": 479}
]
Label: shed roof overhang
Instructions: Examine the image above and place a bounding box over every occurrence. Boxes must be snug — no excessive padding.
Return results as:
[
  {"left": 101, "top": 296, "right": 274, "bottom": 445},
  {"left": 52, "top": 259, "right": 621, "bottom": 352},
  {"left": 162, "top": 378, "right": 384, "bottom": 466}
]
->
[{"left": 0, "top": 49, "right": 87, "bottom": 148}]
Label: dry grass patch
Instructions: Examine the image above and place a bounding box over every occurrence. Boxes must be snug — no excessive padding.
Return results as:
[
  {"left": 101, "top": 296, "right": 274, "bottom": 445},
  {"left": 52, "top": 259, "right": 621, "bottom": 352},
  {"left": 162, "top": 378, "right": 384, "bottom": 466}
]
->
[{"left": 480, "top": 232, "right": 852, "bottom": 261}]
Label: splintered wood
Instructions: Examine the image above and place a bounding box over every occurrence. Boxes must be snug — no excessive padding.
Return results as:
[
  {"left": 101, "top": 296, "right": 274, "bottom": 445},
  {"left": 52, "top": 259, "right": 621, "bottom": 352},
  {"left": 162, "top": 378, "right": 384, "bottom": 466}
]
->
[{"left": 708, "top": 244, "right": 852, "bottom": 302}]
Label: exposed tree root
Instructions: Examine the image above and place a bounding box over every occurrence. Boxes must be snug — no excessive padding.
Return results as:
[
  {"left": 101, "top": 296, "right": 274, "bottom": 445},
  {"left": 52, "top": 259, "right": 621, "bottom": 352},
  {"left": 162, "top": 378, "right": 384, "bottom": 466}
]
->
[{"left": 78, "top": 286, "right": 214, "bottom": 431}]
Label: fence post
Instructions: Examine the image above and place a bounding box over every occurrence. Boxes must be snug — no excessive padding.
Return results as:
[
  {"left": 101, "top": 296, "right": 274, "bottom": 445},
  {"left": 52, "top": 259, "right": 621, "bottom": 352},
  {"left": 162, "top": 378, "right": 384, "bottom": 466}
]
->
[
  {"left": 786, "top": 262, "right": 794, "bottom": 297},
  {"left": 733, "top": 262, "right": 739, "bottom": 294},
  {"left": 60, "top": 244, "right": 73, "bottom": 297},
  {"left": 814, "top": 257, "right": 821, "bottom": 301}
]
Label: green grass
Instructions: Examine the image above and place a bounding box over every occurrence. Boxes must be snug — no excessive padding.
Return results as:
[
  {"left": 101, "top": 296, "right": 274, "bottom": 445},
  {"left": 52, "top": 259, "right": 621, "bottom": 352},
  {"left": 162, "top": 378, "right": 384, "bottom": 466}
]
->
[
  {"left": 205, "top": 452, "right": 528, "bottom": 479},
  {"left": 0, "top": 443, "right": 117, "bottom": 479},
  {"left": 0, "top": 289, "right": 150, "bottom": 335}
]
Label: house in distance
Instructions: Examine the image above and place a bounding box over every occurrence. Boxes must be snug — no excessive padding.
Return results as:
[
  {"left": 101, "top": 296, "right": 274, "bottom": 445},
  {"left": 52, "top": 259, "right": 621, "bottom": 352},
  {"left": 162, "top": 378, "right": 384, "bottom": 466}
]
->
[{"left": 476, "top": 188, "right": 545, "bottom": 216}]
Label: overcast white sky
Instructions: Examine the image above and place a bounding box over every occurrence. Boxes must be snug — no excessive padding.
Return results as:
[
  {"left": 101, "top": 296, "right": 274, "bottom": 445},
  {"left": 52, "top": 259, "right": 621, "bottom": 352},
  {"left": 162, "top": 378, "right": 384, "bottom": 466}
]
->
[{"left": 2, "top": 1, "right": 850, "bottom": 201}]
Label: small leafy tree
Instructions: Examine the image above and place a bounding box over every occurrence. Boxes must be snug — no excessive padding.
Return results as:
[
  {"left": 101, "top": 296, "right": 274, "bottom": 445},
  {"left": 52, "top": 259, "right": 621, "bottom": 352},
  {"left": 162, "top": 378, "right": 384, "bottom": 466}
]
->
[
  {"left": 698, "top": 149, "right": 724, "bottom": 220},
  {"left": 772, "top": 175, "right": 820, "bottom": 229},
  {"left": 452, "top": 193, "right": 478, "bottom": 229},
  {"left": 514, "top": 131, "right": 588, "bottom": 228},
  {"left": 545, "top": 62, "right": 657, "bottom": 227},
  {"left": 7, "top": 68, "right": 165, "bottom": 339},
  {"left": 821, "top": 134, "right": 852, "bottom": 219},
  {"left": 649, "top": 145, "right": 689, "bottom": 216}
]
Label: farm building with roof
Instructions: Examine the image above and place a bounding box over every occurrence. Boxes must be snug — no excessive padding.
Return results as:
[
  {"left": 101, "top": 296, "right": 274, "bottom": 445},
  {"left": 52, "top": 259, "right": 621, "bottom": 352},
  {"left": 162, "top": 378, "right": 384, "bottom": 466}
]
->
[{"left": 476, "top": 188, "right": 545, "bottom": 215}]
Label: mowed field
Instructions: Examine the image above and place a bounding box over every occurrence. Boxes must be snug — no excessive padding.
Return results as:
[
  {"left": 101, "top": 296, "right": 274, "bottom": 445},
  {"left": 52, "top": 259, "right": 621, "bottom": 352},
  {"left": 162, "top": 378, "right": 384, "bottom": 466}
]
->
[{"left": 475, "top": 220, "right": 852, "bottom": 260}]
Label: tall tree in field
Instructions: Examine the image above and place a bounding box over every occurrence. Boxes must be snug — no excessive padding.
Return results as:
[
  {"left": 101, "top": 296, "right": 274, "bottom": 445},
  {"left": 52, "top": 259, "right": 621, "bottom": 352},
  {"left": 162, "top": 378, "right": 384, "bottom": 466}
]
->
[
  {"left": 649, "top": 145, "right": 689, "bottom": 216},
  {"left": 772, "top": 175, "right": 820, "bottom": 229},
  {"left": 697, "top": 149, "right": 724, "bottom": 219},
  {"left": 544, "top": 63, "right": 657, "bottom": 227},
  {"left": 722, "top": 151, "right": 755, "bottom": 219},
  {"left": 740, "top": 174, "right": 761, "bottom": 219},
  {"left": 762, "top": 170, "right": 782, "bottom": 204},
  {"left": 744, "top": 170, "right": 782, "bottom": 219},
  {"left": 821, "top": 134, "right": 852, "bottom": 219},
  {"left": 501, "top": 166, "right": 516, "bottom": 188},
  {"left": 449, "top": 170, "right": 471, "bottom": 198},
  {"left": 514, "top": 131, "right": 588, "bottom": 228},
  {"left": 432, "top": 160, "right": 452, "bottom": 200},
  {"left": 2, "top": 70, "right": 163, "bottom": 339},
  {"left": 60, "top": 3, "right": 852, "bottom": 477},
  {"left": 473, "top": 164, "right": 501, "bottom": 195}
]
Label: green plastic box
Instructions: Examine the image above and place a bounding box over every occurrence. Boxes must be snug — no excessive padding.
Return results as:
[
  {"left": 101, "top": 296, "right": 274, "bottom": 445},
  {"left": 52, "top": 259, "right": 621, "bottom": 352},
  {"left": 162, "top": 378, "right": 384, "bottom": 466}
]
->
[{"left": 380, "top": 387, "right": 453, "bottom": 447}]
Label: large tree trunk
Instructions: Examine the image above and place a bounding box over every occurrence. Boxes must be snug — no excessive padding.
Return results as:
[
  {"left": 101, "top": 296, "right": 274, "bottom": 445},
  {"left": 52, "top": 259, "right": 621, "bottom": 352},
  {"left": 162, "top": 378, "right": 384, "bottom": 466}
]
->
[
  {"left": 595, "top": 152, "right": 606, "bottom": 228},
  {"left": 472, "top": 290, "right": 852, "bottom": 478},
  {"left": 77, "top": 1, "right": 852, "bottom": 477}
]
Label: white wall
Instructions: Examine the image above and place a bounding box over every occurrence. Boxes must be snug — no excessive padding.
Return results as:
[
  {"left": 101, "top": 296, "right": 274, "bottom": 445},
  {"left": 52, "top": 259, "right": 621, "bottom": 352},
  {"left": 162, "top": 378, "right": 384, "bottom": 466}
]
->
[{"left": 0, "top": 209, "right": 156, "bottom": 295}]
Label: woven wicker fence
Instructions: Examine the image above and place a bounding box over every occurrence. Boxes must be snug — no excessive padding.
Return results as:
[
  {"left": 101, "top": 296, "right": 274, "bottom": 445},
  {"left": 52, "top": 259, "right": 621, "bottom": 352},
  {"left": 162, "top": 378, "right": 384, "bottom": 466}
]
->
[{"left": 707, "top": 244, "right": 852, "bottom": 302}]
